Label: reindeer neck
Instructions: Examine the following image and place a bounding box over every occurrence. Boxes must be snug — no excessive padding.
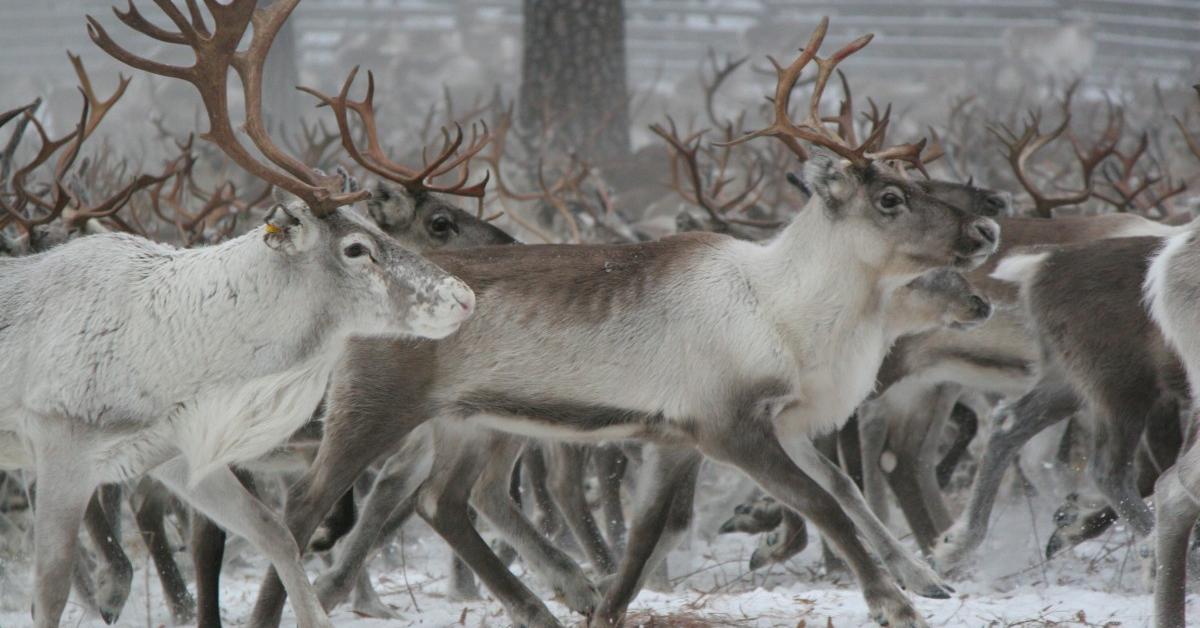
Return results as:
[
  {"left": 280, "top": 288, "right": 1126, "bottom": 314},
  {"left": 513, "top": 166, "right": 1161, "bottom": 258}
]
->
[{"left": 143, "top": 229, "right": 340, "bottom": 375}]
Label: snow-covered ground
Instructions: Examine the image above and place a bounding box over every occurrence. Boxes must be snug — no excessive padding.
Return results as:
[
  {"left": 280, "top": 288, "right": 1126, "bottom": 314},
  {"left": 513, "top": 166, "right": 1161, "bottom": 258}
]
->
[{"left": 0, "top": 461, "right": 1195, "bottom": 628}]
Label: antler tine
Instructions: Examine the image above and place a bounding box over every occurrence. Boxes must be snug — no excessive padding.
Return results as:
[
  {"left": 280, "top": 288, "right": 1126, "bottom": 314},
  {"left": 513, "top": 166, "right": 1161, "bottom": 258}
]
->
[
  {"left": 301, "top": 67, "right": 491, "bottom": 198},
  {"left": 0, "top": 98, "right": 41, "bottom": 188},
  {"left": 701, "top": 48, "right": 748, "bottom": 129},
  {"left": 3, "top": 111, "right": 81, "bottom": 232},
  {"left": 65, "top": 52, "right": 130, "bottom": 142},
  {"left": 1174, "top": 85, "right": 1200, "bottom": 163},
  {"left": 0, "top": 99, "right": 39, "bottom": 132},
  {"left": 822, "top": 69, "right": 856, "bottom": 146},
  {"left": 89, "top": 0, "right": 364, "bottom": 216}
]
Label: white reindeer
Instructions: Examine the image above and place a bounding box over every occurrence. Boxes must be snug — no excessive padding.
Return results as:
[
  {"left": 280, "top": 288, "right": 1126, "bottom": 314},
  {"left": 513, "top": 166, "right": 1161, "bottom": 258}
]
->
[{"left": 0, "top": 2, "right": 477, "bottom": 626}]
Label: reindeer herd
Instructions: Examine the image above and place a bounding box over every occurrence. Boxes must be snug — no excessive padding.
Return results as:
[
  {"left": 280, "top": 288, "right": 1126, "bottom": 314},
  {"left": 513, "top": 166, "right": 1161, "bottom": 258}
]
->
[{"left": 2, "top": 2, "right": 1200, "bottom": 627}]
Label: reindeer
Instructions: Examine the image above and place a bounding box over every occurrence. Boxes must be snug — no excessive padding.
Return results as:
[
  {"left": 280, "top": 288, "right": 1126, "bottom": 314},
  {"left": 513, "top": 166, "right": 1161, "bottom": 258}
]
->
[
  {"left": 0, "top": 56, "right": 196, "bottom": 625},
  {"left": 187, "top": 177, "right": 515, "bottom": 628},
  {"left": 247, "top": 18, "right": 998, "bottom": 628},
  {"left": 843, "top": 89, "right": 1197, "bottom": 557},
  {"left": 307, "top": 107, "right": 1025, "bottom": 619},
  {"left": 0, "top": 2, "right": 478, "bottom": 626},
  {"left": 1145, "top": 222, "right": 1200, "bottom": 628}
]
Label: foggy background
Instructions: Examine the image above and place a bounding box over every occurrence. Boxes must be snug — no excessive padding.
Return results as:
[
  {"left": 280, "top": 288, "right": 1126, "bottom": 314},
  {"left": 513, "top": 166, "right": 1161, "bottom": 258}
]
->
[{"left": 2, "top": 0, "right": 1199, "bottom": 243}]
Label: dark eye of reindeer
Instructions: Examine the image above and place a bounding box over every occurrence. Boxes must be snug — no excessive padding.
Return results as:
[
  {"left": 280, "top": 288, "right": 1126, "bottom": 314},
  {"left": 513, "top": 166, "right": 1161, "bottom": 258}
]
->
[
  {"left": 430, "top": 215, "right": 454, "bottom": 235},
  {"left": 880, "top": 192, "right": 904, "bottom": 210},
  {"left": 343, "top": 242, "right": 368, "bottom": 258}
]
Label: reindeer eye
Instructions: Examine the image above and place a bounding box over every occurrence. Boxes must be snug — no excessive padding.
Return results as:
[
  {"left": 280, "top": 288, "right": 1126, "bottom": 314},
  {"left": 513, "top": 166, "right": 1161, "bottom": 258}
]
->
[
  {"left": 430, "top": 215, "right": 454, "bottom": 235},
  {"left": 880, "top": 192, "right": 903, "bottom": 209},
  {"left": 343, "top": 243, "right": 368, "bottom": 258}
]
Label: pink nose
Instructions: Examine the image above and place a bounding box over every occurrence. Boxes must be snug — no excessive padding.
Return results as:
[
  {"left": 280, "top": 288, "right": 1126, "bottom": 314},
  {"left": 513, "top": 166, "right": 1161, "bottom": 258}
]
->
[{"left": 452, "top": 287, "right": 475, "bottom": 317}]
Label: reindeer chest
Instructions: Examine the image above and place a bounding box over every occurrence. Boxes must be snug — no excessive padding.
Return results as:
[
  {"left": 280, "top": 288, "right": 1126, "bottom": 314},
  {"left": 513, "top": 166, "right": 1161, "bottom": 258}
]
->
[{"left": 788, "top": 324, "right": 888, "bottom": 435}]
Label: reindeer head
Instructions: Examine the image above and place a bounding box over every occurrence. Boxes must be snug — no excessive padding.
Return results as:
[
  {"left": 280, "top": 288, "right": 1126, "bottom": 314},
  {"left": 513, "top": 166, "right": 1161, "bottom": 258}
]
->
[
  {"left": 366, "top": 182, "right": 516, "bottom": 250},
  {"left": 265, "top": 188, "right": 475, "bottom": 339},
  {"left": 726, "top": 18, "right": 999, "bottom": 279},
  {"left": 916, "top": 180, "right": 1013, "bottom": 218},
  {"left": 89, "top": 0, "right": 475, "bottom": 341},
  {"left": 892, "top": 268, "right": 992, "bottom": 334},
  {"left": 802, "top": 156, "right": 999, "bottom": 274}
]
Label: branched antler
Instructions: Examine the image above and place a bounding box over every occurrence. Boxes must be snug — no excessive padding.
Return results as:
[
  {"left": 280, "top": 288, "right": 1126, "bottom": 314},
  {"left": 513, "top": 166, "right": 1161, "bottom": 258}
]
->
[
  {"left": 651, "top": 117, "right": 774, "bottom": 230},
  {"left": 701, "top": 49, "right": 748, "bottom": 129},
  {"left": 88, "top": 0, "right": 365, "bottom": 215},
  {"left": 299, "top": 67, "right": 490, "bottom": 199},
  {"left": 722, "top": 17, "right": 928, "bottom": 176},
  {"left": 989, "top": 85, "right": 1120, "bottom": 217}
]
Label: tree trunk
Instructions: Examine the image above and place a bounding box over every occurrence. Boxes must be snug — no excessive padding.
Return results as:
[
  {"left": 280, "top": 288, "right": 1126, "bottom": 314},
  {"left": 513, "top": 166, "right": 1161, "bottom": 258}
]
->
[
  {"left": 264, "top": 1, "right": 300, "bottom": 131},
  {"left": 519, "top": 0, "right": 630, "bottom": 164}
]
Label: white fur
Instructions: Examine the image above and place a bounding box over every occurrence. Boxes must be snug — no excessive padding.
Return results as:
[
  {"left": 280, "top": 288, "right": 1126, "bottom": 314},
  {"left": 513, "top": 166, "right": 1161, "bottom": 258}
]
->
[
  {"left": 0, "top": 212, "right": 467, "bottom": 487},
  {"left": 991, "top": 252, "right": 1050, "bottom": 285},
  {"left": 1145, "top": 230, "right": 1199, "bottom": 392}
]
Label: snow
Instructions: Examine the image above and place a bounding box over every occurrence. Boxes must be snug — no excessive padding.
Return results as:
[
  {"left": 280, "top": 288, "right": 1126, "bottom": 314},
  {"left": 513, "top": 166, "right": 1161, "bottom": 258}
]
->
[{"left": 0, "top": 462, "right": 1196, "bottom": 628}]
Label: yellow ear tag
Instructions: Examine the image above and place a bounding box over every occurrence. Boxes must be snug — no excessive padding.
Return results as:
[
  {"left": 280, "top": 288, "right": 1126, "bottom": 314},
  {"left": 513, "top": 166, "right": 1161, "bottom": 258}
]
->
[{"left": 264, "top": 223, "right": 282, "bottom": 235}]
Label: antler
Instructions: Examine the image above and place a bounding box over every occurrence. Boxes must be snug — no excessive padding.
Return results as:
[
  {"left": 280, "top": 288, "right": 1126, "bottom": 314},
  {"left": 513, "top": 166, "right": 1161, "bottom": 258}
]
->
[
  {"left": 1177, "top": 85, "right": 1200, "bottom": 164},
  {"left": 88, "top": 0, "right": 365, "bottom": 216},
  {"left": 721, "top": 17, "right": 928, "bottom": 176},
  {"left": 650, "top": 117, "right": 773, "bottom": 230},
  {"left": 989, "top": 86, "right": 1120, "bottom": 217},
  {"left": 299, "top": 68, "right": 491, "bottom": 199},
  {"left": 0, "top": 55, "right": 177, "bottom": 240},
  {"left": 700, "top": 49, "right": 748, "bottom": 129}
]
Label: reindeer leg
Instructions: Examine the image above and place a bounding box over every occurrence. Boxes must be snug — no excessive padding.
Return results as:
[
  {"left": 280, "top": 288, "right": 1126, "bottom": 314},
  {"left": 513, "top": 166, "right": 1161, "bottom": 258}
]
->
[
  {"left": 780, "top": 426, "right": 951, "bottom": 599},
  {"left": 858, "top": 401, "right": 891, "bottom": 525},
  {"left": 314, "top": 433, "right": 432, "bottom": 614},
  {"left": 308, "top": 488, "right": 358, "bottom": 553},
  {"left": 592, "top": 444, "right": 628, "bottom": 556},
  {"left": 932, "top": 377, "right": 1078, "bottom": 571},
  {"left": 471, "top": 435, "right": 599, "bottom": 617},
  {"left": 593, "top": 445, "right": 701, "bottom": 628},
  {"left": 251, "top": 340, "right": 431, "bottom": 628},
  {"left": 191, "top": 467, "right": 256, "bottom": 628},
  {"left": 30, "top": 426, "right": 97, "bottom": 628},
  {"left": 153, "top": 459, "right": 331, "bottom": 628},
  {"left": 81, "top": 487, "right": 133, "bottom": 624},
  {"left": 700, "top": 420, "right": 927, "bottom": 628},
  {"left": 130, "top": 478, "right": 195, "bottom": 625},
  {"left": 1153, "top": 432, "right": 1200, "bottom": 628},
  {"left": 415, "top": 430, "right": 560, "bottom": 628},
  {"left": 887, "top": 385, "right": 959, "bottom": 551},
  {"left": 936, "top": 403, "right": 979, "bottom": 489},
  {"left": 522, "top": 445, "right": 565, "bottom": 542},
  {"left": 545, "top": 443, "right": 616, "bottom": 574}
]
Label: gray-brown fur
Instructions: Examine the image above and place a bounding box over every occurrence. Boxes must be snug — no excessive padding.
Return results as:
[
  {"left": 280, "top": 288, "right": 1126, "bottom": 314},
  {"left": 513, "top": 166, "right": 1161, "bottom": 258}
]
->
[
  {"left": 861, "top": 210, "right": 1187, "bottom": 557},
  {"left": 933, "top": 237, "right": 1187, "bottom": 570}
]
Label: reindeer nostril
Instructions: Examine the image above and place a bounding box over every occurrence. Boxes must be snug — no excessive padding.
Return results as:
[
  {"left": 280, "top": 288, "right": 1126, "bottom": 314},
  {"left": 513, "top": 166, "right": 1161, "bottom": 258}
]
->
[
  {"left": 451, "top": 285, "right": 475, "bottom": 315},
  {"left": 970, "top": 295, "right": 992, "bottom": 318},
  {"left": 973, "top": 221, "right": 998, "bottom": 245}
]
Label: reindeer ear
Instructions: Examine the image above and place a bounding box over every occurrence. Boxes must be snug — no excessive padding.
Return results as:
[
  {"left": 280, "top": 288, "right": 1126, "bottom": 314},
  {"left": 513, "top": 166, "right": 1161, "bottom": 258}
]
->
[
  {"left": 335, "top": 165, "right": 359, "bottom": 194},
  {"left": 802, "top": 153, "right": 856, "bottom": 211},
  {"left": 366, "top": 181, "right": 416, "bottom": 230},
  {"left": 263, "top": 202, "right": 318, "bottom": 252}
]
